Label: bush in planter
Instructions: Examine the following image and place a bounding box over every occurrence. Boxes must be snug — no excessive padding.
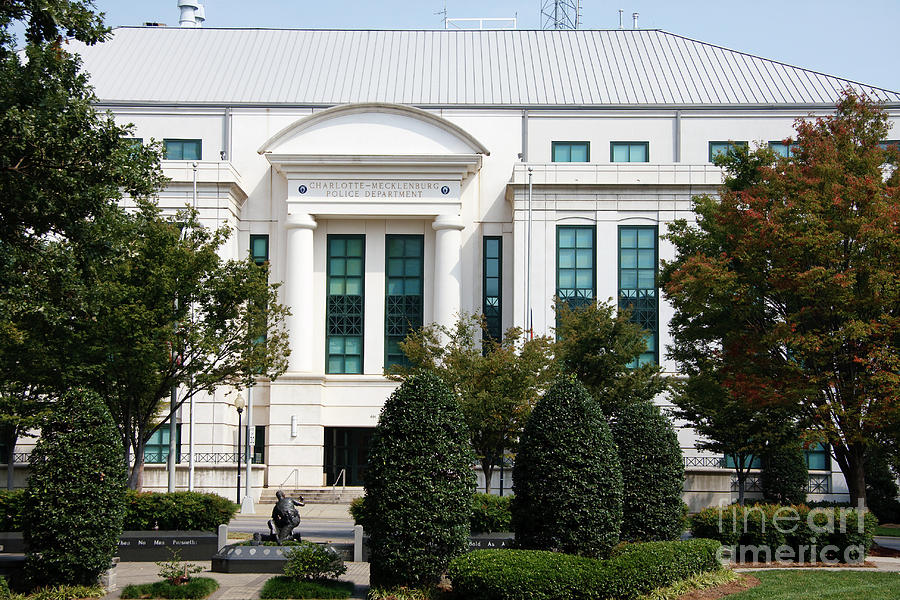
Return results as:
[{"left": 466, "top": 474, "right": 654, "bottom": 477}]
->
[
  {"left": 283, "top": 541, "right": 346, "bottom": 581},
  {"left": 364, "top": 372, "right": 476, "bottom": 589},
  {"left": 448, "top": 539, "right": 722, "bottom": 600},
  {"left": 471, "top": 493, "right": 513, "bottom": 534},
  {"left": 760, "top": 443, "right": 808, "bottom": 505},
  {"left": 610, "top": 400, "right": 685, "bottom": 541},
  {"left": 24, "top": 389, "right": 127, "bottom": 586},
  {"left": 0, "top": 490, "right": 24, "bottom": 532},
  {"left": 512, "top": 375, "right": 623, "bottom": 557},
  {"left": 123, "top": 490, "right": 238, "bottom": 531}
]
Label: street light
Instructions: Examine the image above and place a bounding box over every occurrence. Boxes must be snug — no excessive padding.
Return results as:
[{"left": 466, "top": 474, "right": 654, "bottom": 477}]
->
[{"left": 234, "top": 396, "right": 245, "bottom": 505}]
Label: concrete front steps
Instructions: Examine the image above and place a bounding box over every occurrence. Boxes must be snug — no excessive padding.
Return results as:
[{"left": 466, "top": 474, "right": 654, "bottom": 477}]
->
[{"left": 258, "top": 486, "right": 364, "bottom": 504}]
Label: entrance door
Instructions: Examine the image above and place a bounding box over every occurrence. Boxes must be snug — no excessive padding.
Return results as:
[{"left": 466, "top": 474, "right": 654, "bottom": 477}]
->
[{"left": 324, "top": 427, "right": 373, "bottom": 486}]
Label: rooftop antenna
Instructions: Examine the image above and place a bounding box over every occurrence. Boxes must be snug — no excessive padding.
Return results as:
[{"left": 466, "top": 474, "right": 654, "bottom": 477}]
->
[
  {"left": 618, "top": 9, "right": 624, "bottom": 29},
  {"left": 541, "top": 0, "right": 581, "bottom": 30},
  {"left": 632, "top": 12, "right": 639, "bottom": 29},
  {"left": 436, "top": 0, "right": 447, "bottom": 28}
]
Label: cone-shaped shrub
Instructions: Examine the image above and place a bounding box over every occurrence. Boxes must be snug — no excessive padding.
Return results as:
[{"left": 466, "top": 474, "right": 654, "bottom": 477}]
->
[
  {"left": 364, "top": 372, "right": 476, "bottom": 589},
  {"left": 611, "top": 400, "right": 686, "bottom": 541},
  {"left": 761, "top": 443, "right": 808, "bottom": 505},
  {"left": 512, "top": 375, "right": 623, "bottom": 557},
  {"left": 24, "top": 389, "right": 126, "bottom": 586}
]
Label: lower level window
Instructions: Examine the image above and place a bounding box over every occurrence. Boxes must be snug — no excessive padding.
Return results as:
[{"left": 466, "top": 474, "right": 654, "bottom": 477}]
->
[{"left": 144, "top": 425, "right": 181, "bottom": 464}]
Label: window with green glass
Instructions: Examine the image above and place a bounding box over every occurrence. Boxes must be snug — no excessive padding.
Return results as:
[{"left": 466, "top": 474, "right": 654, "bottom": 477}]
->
[
  {"left": 250, "top": 235, "right": 269, "bottom": 265},
  {"left": 557, "top": 226, "right": 595, "bottom": 310},
  {"left": 619, "top": 226, "right": 658, "bottom": 366},
  {"left": 878, "top": 140, "right": 900, "bottom": 151},
  {"left": 326, "top": 235, "right": 365, "bottom": 374},
  {"left": 805, "top": 443, "right": 830, "bottom": 471},
  {"left": 144, "top": 425, "right": 181, "bottom": 464},
  {"left": 164, "top": 138, "right": 202, "bottom": 160},
  {"left": 768, "top": 141, "right": 793, "bottom": 157},
  {"left": 482, "top": 237, "right": 503, "bottom": 343},
  {"left": 725, "top": 454, "right": 762, "bottom": 469},
  {"left": 709, "top": 141, "right": 748, "bottom": 162},
  {"left": 552, "top": 141, "right": 590, "bottom": 162},
  {"left": 610, "top": 141, "right": 649, "bottom": 162},
  {"left": 385, "top": 235, "right": 424, "bottom": 368}
]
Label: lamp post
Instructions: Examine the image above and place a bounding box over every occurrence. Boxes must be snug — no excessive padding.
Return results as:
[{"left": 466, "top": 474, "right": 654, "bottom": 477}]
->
[{"left": 234, "top": 396, "right": 245, "bottom": 505}]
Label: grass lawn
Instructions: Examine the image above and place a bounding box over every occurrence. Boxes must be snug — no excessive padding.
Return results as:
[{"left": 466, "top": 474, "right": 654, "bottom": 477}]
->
[
  {"left": 120, "top": 577, "right": 219, "bottom": 599},
  {"left": 727, "top": 571, "right": 900, "bottom": 599},
  {"left": 259, "top": 577, "right": 354, "bottom": 599},
  {"left": 874, "top": 525, "right": 900, "bottom": 537}
]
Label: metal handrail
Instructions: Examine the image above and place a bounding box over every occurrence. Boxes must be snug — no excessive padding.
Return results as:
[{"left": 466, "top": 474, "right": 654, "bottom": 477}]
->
[
  {"left": 330, "top": 468, "right": 346, "bottom": 501},
  {"left": 279, "top": 468, "right": 300, "bottom": 489}
]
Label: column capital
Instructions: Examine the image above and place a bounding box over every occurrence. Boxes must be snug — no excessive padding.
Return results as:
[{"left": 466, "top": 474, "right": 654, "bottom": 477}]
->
[
  {"left": 432, "top": 214, "right": 465, "bottom": 232},
  {"left": 285, "top": 210, "right": 317, "bottom": 230}
]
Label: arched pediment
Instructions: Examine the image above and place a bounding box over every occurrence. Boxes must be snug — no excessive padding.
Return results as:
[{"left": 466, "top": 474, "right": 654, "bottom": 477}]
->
[{"left": 257, "top": 103, "right": 490, "bottom": 156}]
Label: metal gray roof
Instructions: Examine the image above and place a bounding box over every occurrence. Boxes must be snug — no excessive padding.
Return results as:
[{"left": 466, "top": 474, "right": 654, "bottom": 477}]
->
[{"left": 71, "top": 27, "right": 900, "bottom": 106}]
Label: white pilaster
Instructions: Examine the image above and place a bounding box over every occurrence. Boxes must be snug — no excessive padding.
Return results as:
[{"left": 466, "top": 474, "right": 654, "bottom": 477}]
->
[
  {"left": 432, "top": 214, "right": 465, "bottom": 330},
  {"left": 283, "top": 210, "right": 317, "bottom": 372}
]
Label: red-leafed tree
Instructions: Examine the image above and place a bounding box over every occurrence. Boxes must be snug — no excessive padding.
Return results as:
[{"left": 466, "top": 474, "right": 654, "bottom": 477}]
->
[{"left": 661, "top": 90, "right": 900, "bottom": 508}]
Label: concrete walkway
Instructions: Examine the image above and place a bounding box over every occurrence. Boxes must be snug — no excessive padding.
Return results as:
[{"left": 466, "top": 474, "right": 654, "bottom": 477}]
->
[{"left": 103, "top": 561, "right": 370, "bottom": 600}]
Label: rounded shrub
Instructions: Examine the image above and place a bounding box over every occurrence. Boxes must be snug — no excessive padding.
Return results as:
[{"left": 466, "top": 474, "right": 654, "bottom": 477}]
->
[
  {"left": 511, "top": 375, "right": 623, "bottom": 557},
  {"left": 283, "top": 541, "right": 346, "bottom": 581},
  {"left": 24, "top": 389, "right": 127, "bottom": 586},
  {"left": 610, "top": 400, "right": 685, "bottom": 541},
  {"left": 760, "top": 443, "right": 808, "bottom": 505},
  {"left": 364, "top": 372, "right": 476, "bottom": 589}
]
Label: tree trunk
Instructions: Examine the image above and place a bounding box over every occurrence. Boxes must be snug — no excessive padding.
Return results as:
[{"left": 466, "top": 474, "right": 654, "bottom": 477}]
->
[
  {"left": 481, "top": 457, "right": 496, "bottom": 495},
  {"left": 845, "top": 443, "right": 867, "bottom": 509},
  {"left": 128, "top": 438, "right": 146, "bottom": 490},
  {"left": 5, "top": 429, "right": 16, "bottom": 491}
]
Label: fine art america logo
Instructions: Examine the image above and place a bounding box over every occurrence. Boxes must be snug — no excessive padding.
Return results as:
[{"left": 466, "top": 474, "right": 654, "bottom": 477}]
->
[
  {"left": 298, "top": 180, "right": 452, "bottom": 199},
  {"left": 711, "top": 500, "right": 870, "bottom": 565}
]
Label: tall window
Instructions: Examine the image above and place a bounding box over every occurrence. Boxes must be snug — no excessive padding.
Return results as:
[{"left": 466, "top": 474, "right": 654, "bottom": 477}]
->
[
  {"left": 610, "top": 141, "right": 649, "bottom": 162},
  {"left": 252, "top": 425, "right": 266, "bottom": 464},
  {"left": 552, "top": 141, "right": 590, "bottom": 162},
  {"left": 326, "top": 235, "right": 364, "bottom": 374},
  {"left": 709, "top": 141, "right": 748, "bottom": 162},
  {"left": 144, "top": 425, "right": 181, "bottom": 464},
  {"left": 250, "top": 235, "right": 269, "bottom": 265},
  {"left": 619, "top": 226, "right": 658, "bottom": 366},
  {"left": 483, "top": 237, "right": 503, "bottom": 342},
  {"left": 556, "top": 226, "right": 595, "bottom": 310},
  {"left": 385, "top": 235, "right": 424, "bottom": 368},
  {"left": 164, "top": 139, "right": 202, "bottom": 160},
  {"left": 805, "top": 443, "right": 830, "bottom": 471}
]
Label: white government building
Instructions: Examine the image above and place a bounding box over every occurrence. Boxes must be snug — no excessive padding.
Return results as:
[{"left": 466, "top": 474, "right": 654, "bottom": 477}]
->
[{"left": 17, "top": 7, "right": 900, "bottom": 509}]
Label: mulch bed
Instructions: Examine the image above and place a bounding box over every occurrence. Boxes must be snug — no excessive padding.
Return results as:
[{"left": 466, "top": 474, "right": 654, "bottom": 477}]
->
[
  {"left": 678, "top": 574, "right": 760, "bottom": 600},
  {"left": 868, "top": 543, "right": 900, "bottom": 558}
]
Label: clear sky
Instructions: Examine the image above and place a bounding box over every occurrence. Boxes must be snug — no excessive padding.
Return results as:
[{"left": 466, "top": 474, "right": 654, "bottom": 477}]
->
[{"left": 85, "top": 0, "right": 900, "bottom": 93}]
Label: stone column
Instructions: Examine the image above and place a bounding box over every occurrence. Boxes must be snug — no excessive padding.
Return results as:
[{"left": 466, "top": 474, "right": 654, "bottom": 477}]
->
[
  {"left": 432, "top": 214, "right": 465, "bottom": 330},
  {"left": 283, "top": 210, "right": 317, "bottom": 372}
]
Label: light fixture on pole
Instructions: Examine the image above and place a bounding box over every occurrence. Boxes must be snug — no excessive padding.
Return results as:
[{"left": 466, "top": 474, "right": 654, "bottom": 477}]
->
[{"left": 234, "top": 396, "right": 245, "bottom": 505}]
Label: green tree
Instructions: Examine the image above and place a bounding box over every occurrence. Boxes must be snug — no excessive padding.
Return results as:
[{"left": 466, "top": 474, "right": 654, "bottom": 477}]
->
[
  {"left": 0, "top": 0, "right": 164, "bottom": 480},
  {"left": 387, "top": 314, "right": 555, "bottom": 494},
  {"left": 512, "top": 375, "right": 623, "bottom": 557},
  {"left": 553, "top": 300, "right": 667, "bottom": 416},
  {"left": 23, "top": 388, "right": 126, "bottom": 586},
  {"left": 662, "top": 91, "right": 900, "bottom": 507},
  {"left": 610, "top": 400, "right": 685, "bottom": 541},
  {"left": 364, "top": 372, "right": 476, "bottom": 590},
  {"left": 79, "top": 202, "right": 290, "bottom": 489}
]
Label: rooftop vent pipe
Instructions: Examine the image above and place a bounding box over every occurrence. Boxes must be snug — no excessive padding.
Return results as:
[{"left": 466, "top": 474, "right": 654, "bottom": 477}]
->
[{"left": 178, "top": 0, "right": 204, "bottom": 27}]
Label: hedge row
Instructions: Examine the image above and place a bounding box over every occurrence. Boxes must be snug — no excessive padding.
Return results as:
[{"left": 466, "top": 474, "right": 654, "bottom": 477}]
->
[
  {"left": 0, "top": 490, "right": 237, "bottom": 532},
  {"left": 691, "top": 504, "right": 876, "bottom": 563},
  {"left": 350, "top": 493, "right": 513, "bottom": 535},
  {"left": 447, "top": 539, "right": 721, "bottom": 600}
]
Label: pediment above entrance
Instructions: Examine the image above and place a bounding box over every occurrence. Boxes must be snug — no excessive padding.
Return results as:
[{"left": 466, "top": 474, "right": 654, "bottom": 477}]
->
[{"left": 257, "top": 103, "right": 490, "bottom": 157}]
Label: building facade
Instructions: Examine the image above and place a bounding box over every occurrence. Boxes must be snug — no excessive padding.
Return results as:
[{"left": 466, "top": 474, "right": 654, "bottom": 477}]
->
[{"left": 10, "top": 26, "right": 899, "bottom": 509}]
